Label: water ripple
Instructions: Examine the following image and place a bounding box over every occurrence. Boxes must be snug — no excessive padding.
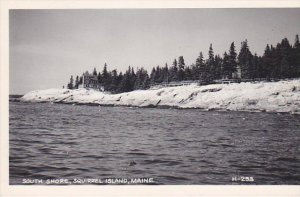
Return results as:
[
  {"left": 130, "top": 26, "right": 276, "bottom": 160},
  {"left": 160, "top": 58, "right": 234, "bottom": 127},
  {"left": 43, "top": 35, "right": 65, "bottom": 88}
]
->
[{"left": 9, "top": 102, "right": 300, "bottom": 185}]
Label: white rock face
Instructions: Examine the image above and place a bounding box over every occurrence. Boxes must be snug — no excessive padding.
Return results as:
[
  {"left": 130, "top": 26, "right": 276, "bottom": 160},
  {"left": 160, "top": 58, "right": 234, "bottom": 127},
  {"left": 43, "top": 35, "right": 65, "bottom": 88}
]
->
[{"left": 20, "top": 79, "right": 300, "bottom": 114}]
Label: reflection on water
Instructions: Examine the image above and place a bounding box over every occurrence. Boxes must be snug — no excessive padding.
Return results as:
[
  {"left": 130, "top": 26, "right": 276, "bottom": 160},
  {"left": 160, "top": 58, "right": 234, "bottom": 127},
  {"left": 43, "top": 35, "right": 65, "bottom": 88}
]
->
[{"left": 9, "top": 102, "right": 300, "bottom": 184}]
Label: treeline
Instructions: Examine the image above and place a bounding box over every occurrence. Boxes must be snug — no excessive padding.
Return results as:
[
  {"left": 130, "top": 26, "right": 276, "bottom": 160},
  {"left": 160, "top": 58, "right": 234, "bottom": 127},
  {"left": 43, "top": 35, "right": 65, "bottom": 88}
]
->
[{"left": 67, "top": 34, "right": 300, "bottom": 93}]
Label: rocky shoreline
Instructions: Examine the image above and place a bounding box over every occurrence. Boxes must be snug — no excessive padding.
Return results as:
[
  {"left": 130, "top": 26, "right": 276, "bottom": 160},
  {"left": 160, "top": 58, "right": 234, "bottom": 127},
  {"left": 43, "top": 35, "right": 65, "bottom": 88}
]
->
[{"left": 19, "top": 79, "right": 300, "bottom": 114}]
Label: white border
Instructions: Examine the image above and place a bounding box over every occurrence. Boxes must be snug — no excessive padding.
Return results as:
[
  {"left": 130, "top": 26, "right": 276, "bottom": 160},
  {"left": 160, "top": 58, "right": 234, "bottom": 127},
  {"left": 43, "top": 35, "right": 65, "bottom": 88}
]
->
[{"left": 1, "top": 0, "right": 300, "bottom": 196}]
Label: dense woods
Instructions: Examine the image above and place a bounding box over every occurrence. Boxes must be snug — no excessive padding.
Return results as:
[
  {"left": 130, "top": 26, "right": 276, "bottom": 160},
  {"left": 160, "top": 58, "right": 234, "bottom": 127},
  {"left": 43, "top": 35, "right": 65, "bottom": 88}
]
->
[{"left": 67, "top": 35, "right": 300, "bottom": 93}]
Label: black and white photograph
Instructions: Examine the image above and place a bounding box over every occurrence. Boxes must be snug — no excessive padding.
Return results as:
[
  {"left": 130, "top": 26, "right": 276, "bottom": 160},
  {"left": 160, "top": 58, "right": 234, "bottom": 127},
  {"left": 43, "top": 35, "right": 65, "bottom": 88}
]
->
[{"left": 4, "top": 2, "right": 300, "bottom": 192}]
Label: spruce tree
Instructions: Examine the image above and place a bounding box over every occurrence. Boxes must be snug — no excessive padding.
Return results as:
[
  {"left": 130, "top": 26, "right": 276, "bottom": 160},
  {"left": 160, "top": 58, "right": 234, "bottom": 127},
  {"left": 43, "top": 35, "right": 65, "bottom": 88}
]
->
[
  {"left": 150, "top": 67, "right": 157, "bottom": 85},
  {"left": 214, "top": 55, "right": 222, "bottom": 79},
  {"left": 133, "top": 67, "right": 150, "bottom": 89},
  {"left": 295, "top": 34, "right": 300, "bottom": 48},
  {"left": 168, "top": 59, "right": 178, "bottom": 82},
  {"left": 256, "top": 56, "right": 264, "bottom": 79},
  {"left": 262, "top": 44, "right": 273, "bottom": 79},
  {"left": 118, "top": 67, "right": 132, "bottom": 92},
  {"left": 252, "top": 53, "right": 259, "bottom": 79},
  {"left": 79, "top": 76, "right": 83, "bottom": 84},
  {"left": 109, "top": 69, "right": 119, "bottom": 92},
  {"left": 156, "top": 66, "right": 164, "bottom": 83},
  {"left": 93, "top": 68, "right": 97, "bottom": 76},
  {"left": 184, "top": 66, "right": 193, "bottom": 80},
  {"left": 97, "top": 72, "right": 102, "bottom": 83},
  {"left": 279, "top": 38, "right": 293, "bottom": 78},
  {"left": 102, "top": 63, "right": 109, "bottom": 80},
  {"left": 222, "top": 52, "right": 231, "bottom": 79},
  {"left": 177, "top": 56, "right": 185, "bottom": 81},
  {"left": 130, "top": 67, "right": 136, "bottom": 89},
  {"left": 272, "top": 44, "right": 282, "bottom": 78},
  {"left": 102, "top": 63, "right": 110, "bottom": 90},
  {"left": 190, "top": 63, "right": 198, "bottom": 80},
  {"left": 134, "top": 68, "right": 142, "bottom": 90},
  {"left": 163, "top": 63, "right": 169, "bottom": 83},
  {"left": 206, "top": 44, "right": 215, "bottom": 83},
  {"left": 196, "top": 52, "right": 205, "bottom": 81},
  {"left": 67, "top": 75, "right": 74, "bottom": 89},
  {"left": 116, "top": 72, "right": 124, "bottom": 93},
  {"left": 294, "top": 34, "right": 300, "bottom": 77},
  {"left": 228, "top": 42, "right": 237, "bottom": 75},
  {"left": 238, "top": 40, "right": 253, "bottom": 79},
  {"left": 141, "top": 71, "right": 150, "bottom": 89},
  {"left": 75, "top": 75, "right": 79, "bottom": 89}
]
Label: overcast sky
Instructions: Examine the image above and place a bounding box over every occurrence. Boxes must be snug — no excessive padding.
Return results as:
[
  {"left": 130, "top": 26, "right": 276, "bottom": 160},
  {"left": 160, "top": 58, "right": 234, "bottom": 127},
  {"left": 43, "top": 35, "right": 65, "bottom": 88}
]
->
[{"left": 10, "top": 9, "right": 300, "bottom": 94}]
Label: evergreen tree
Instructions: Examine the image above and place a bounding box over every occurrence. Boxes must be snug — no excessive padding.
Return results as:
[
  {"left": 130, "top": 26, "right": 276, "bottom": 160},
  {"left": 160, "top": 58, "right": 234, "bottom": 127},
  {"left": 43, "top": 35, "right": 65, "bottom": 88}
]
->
[
  {"left": 119, "top": 67, "right": 134, "bottom": 92},
  {"left": 141, "top": 71, "right": 150, "bottom": 89},
  {"left": 294, "top": 34, "right": 300, "bottom": 48},
  {"left": 150, "top": 67, "right": 157, "bottom": 85},
  {"left": 228, "top": 42, "right": 238, "bottom": 76},
  {"left": 293, "top": 34, "right": 300, "bottom": 77},
  {"left": 97, "top": 72, "right": 103, "bottom": 83},
  {"left": 256, "top": 56, "right": 264, "bottom": 79},
  {"left": 238, "top": 40, "right": 253, "bottom": 79},
  {"left": 79, "top": 76, "right": 83, "bottom": 84},
  {"left": 156, "top": 66, "right": 164, "bottom": 83},
  {"left": 93, "top": 67, "right": 97, "bottom": 76},
  {"left": 130, "top": 67, "right": 136, "bottom": 89},
  {"left": 67, "top": 75, "right": 74, "bottom": 89},
  {"left": 184, "top": 66, "right": 193, "bottom": 80},
  {"left": 214, "top": 55, "right": 222, "bottom": 79},
  {"left": 75, "top": 75, "right": 79, "bottom": 89},
  {"left": 119, "top": 74, "right": 130, "bottom": 92},
  {"left": 196, "top": 52, "right": 205, "bottom": 81},
  {"left": 279, "top": 38, "right": 293, "bottom": 78},
  {"left": 177, "top": 56, "right": 185, "bottom": 81},
  {"left": 102, "top": 63, "right": 109, "bottom": 80},
  {"left": 262, "top": 44, "right": 273, "bottom": 79},
  {"left": 190, "top": 63, "right": 198, "bottom": 80},
  {"left": 206, "top": 44, "right": 215, "bottom": 82},
  {"left": 163, "top": 63, "right": 169, "bottom": 83},
  {"left": 116, "top": 72, "right": 124, "bottom": 93},
  {"left": 252, "top": 53, "right": 259, "bottom": 79},
  {"left": 208, "top": 44, "right": 214, "bottom": 61},
  {"left": 109, "top": 69, "right": 119, "bottom": 92},
  {"left": 271, "top": 44, "right": 282, "bottom": 78},
  {"left": 102, "top": 63, "right": 110, "bottom": 90},
  {"left": 134, "top": 68, "right": 142, "bottom": 90},
  {"left": 170, "top": 59, "right": 178, "bottom": 81},
  {"left": 222, "top": 52, "right": 231, "bottom": 79},
  {"left": 134, "top": 67, "right": 149, "bottom": 89}
]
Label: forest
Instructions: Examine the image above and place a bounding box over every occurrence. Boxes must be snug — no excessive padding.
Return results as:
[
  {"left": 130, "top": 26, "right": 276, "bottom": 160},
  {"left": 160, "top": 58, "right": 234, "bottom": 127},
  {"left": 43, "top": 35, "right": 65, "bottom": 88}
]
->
[{"left": 67, "top": 35, "right": 300, "bottom": 93}]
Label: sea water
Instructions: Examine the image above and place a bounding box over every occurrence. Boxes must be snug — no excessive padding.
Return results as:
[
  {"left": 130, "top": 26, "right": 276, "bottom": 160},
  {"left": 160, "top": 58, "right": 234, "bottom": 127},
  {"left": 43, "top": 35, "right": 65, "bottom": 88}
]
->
[{"left": 9, "top": 102, "right": 300, "bottom": 184}]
